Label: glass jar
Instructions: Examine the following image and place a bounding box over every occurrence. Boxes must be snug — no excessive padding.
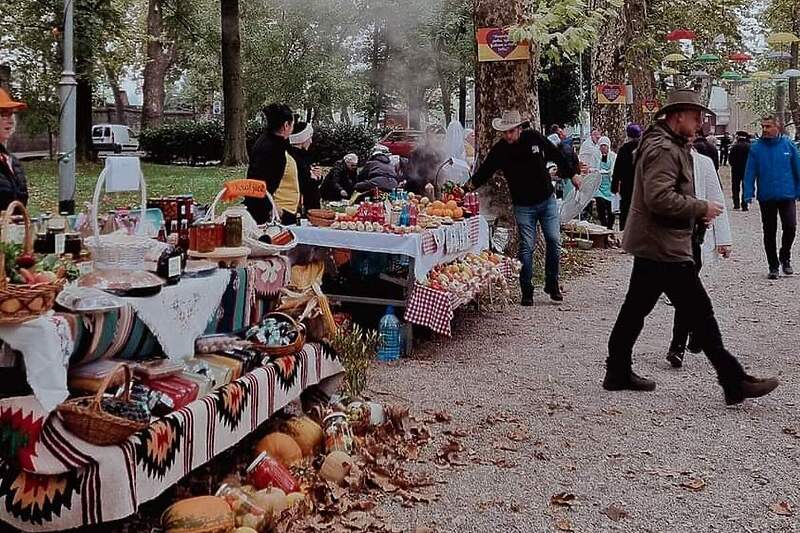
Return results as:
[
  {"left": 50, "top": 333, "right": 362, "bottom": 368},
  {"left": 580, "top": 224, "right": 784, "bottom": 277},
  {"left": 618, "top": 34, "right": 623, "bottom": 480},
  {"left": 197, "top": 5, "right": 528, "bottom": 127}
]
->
[
  {"left": 323, "top": 412, "right": 354, "bottom": 454},
  {"left": 196, "top": 222, "right": 216, "bottom": 253},
  {"left": 214, "top": 223, "right": 226, "bottom": 248},
  {"left": 64, "top": 233, "right": 82, "bottom": 257},
  {"left": 214, "top": 483, "right": 268, "bottom": 531},
  {"left": 225, "top": 215, "right": 243, "bottom": 247},
  {"left": 246, "top": 451, "right": 300, "bottom": 493}
]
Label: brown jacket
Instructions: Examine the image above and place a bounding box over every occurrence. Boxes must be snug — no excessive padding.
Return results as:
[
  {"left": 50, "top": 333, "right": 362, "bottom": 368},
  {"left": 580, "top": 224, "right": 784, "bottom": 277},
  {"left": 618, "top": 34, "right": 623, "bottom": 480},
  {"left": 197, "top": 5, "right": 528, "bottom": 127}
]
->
[{"left": 623, "top": 121, "right": 708, "bottom": 262}]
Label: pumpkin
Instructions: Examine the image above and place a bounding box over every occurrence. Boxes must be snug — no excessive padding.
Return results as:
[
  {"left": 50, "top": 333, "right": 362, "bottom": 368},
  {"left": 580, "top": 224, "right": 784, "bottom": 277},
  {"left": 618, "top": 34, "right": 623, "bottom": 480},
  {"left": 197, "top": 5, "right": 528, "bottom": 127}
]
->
[
  {"left": 255, "top": 432, "right": 303, "bottom": 467},
  {"left": 254, "top": 487, "right": 288, "bottom": 521},
  {"left": 285, "top": 492, "right": 307, "bottom": 508},
  {"left": 320, "top": 451, "right": 353, "bottom": 484},
  {"left": 446, "top": 200, "right": 458, "bottom": 209},
  {"left": 162, "top": 496, "right": 235, "bottom": 533},
  {"left": 453, "top": 207, "right": 463, "bottom": 219},
  {"left": 234, "top": 528, "right": 258, "bottom": 533},
  {"left": 283, "top": 416, "right": 323, "bottom": 457}
]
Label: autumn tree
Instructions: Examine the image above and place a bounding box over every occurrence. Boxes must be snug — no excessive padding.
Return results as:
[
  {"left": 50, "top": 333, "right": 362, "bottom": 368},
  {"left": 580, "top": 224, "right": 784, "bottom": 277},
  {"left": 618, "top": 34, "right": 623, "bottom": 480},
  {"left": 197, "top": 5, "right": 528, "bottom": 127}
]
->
[{"left": 220, "top": 0, "right": 247, "bottom": 165}]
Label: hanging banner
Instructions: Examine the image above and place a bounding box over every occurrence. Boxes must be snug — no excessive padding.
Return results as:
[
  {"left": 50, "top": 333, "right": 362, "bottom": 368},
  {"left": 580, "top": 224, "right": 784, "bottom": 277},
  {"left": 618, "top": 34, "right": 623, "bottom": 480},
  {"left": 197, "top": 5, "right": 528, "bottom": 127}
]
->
[
  {"left": 596, "top": 84, "right": 628, "bottom": 105},
  {"left": 477, "top": 28, "right": 530, "bottom": 62},
  {"left": 642, "top": 99, "right": 661, "bottom": 114}
]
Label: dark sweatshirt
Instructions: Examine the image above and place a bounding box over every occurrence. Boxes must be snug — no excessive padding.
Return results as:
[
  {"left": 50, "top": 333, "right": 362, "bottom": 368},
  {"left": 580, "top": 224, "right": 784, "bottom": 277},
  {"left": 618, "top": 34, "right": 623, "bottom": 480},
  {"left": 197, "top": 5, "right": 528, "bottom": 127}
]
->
[
  {"left": 469, "top": 129, "right": 569, "bottom": 206},
  {"left": 245, "top": 131, "right": 290, "bottom": 223}
]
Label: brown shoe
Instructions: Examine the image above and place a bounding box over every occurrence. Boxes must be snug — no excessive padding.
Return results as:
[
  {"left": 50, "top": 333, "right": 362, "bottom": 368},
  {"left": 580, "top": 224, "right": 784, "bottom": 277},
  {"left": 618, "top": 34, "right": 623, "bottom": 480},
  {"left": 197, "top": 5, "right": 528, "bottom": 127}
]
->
[{"left": 724, "top": 376, "right": 780, "bottom": 405}]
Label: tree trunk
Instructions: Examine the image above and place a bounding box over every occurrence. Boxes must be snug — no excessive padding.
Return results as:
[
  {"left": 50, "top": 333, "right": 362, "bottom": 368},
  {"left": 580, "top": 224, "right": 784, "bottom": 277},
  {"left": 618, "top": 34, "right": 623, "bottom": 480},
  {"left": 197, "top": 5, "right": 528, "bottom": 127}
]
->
[
  {"left": 590, "top": 0, "right": 627, "bottom": 148},
  {"left": 790, "top": 3, "right": 799, "bottom": 135},
  {"left": 458, "top": 75, "right": 467, "bottom": 127},
  {"left": 221, "top": 0, "right": 249, "bottom": 166},
  {"left": 441, "top": 79, "right": 453, "bottom": 125},
  {"left": 76, "top": 76, "right": 94, "bottom": 162},
  {"left": 624, "top": 0, "right": 656, "bottom": 129},
  {"left": 474, "top": 0, "right": 538, "bottom": 227},
  {"left": 104, "top": 61, "right": 127, "bottom": 124},
  {"left": 141, "top": 0, "right": 176, "bottom": 130}
]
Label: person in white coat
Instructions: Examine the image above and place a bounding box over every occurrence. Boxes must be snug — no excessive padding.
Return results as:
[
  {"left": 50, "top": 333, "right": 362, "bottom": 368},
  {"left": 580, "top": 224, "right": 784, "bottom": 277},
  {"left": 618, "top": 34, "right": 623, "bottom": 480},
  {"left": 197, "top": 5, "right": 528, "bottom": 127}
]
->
[{"left": 666, "top": 149, "right": 733, "bottom": 368}]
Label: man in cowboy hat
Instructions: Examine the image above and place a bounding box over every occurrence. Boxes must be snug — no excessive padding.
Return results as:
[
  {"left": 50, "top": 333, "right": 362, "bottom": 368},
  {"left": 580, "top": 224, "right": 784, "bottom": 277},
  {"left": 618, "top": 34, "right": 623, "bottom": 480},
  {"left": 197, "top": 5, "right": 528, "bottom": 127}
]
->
[
  {"left": 604, "top": 89, "right": 779, "bottom": 405},
  {"left": 0, "top": 88, "right": 29, "bottom": 210},
  {"left": 465, "top": 110, "right": 575, "bottom": 305}
]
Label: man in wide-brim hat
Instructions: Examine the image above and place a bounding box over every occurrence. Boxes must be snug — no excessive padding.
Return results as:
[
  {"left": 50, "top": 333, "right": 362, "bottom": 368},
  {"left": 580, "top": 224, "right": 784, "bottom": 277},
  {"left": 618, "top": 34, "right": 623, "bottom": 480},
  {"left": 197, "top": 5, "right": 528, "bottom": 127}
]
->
[
  {"left": 0, "top": 88, "right": 29, "bottom": 210},
  {"left": 465, "top": 110, "right": 578, "bottom": 305},
  {"left": 604, "top": 88, "right": 779, "bottom": 405}
]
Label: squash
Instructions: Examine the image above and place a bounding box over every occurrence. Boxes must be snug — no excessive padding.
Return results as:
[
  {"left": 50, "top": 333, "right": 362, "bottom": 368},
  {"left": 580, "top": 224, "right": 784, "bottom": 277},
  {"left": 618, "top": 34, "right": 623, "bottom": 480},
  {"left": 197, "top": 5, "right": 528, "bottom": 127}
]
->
[
  {"left": 234, "top": 528, "right": 258, "bottom": 533},
  {"left": 254, "top": 432, "right": 303, "bottom": 467},
  {"left": 254, "top": 487, "right": 288, "bottom": 521},
  {"left": 320, "top": 451, "right": 353, "bottom": 484},
  {"left": 162, "top": 496, "right": 235, "bottom": 533},
  {"left": 283, "top": 416, "right": 323, "bottom": 457},
  {"left": 285, "top": 492, "right": 307, "bottom": 508}
]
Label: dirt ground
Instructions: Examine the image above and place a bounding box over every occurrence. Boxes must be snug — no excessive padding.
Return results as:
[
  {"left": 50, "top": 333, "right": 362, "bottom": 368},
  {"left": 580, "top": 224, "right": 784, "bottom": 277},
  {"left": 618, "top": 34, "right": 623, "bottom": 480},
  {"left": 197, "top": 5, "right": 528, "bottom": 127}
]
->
[{"left": 370, "top": 167, "right": 800, "bottom": 533}]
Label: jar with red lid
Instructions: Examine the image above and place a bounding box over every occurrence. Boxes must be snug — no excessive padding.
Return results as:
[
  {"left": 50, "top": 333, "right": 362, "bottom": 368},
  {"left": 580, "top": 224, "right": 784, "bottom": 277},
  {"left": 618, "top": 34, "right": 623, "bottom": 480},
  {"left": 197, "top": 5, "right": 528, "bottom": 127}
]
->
[{"left": 246, "top": 451, "right": 300, "bottom": 493}]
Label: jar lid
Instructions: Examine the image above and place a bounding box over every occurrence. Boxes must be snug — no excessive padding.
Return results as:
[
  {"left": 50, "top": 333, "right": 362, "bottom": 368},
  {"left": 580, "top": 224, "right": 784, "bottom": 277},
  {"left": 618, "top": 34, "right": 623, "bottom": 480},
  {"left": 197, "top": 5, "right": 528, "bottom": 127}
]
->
[
  {"left": 246, "top": 451, "right": 269, "bottom": 473},
  {"left": 322, "top": 412, "right": 347, "bottom": 424}
]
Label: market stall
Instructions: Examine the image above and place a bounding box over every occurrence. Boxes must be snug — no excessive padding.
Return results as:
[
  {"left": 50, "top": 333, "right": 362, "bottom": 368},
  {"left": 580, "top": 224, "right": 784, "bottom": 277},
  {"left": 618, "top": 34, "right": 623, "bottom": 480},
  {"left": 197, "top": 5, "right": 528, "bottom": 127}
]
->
[{"left": 0, "top": 167, "right": 344, "bottom": 531}]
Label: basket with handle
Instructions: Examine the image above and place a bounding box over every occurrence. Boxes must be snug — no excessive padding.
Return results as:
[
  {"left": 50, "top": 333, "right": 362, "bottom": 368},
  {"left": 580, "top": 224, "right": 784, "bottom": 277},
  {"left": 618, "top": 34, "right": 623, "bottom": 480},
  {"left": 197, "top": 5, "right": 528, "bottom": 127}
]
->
[
  {"left": 248, "top": 312, "right": 306, "bottom": 358},
  {"left": 0, "top": 201, "right": 65, "bottom": 324},
  {"left": 57, "top": 364, "right": 149, "bottom": 446},
  {"left": 83, "top": 159, "right": 155, "bottom": 270},
  {"left": 205, "top": 187, "right": 297, "bottom": 257}
]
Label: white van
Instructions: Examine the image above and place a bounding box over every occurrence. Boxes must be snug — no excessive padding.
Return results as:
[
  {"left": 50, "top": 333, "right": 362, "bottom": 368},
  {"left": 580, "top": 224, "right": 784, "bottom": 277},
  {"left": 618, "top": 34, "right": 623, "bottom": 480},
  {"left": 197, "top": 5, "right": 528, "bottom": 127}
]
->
[{"left": 92, "top": 124, "right": 140, "bottom": 153}]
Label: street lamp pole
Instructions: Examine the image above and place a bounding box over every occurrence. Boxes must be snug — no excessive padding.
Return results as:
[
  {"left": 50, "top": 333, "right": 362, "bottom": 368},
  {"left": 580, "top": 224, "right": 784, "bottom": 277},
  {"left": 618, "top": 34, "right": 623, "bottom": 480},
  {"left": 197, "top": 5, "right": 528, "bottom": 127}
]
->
[{"left": 58, "top": 0, "right": 77, "bottom": 214}]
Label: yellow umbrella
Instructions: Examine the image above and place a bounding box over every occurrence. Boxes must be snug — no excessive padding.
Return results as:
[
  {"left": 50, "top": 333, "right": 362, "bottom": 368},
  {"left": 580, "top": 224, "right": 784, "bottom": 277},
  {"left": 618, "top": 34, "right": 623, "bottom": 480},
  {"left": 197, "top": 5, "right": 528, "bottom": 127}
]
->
[
  {"left": 660, "top": 66, "right": 680, "bottom": 75},
  {"left": 767, "top": 32, "right": 800, "bottom": 46},
  {"left": 750, "top": 71, "right": 773, "bottom": 81},
  {"left": 664, "top": 53, "right": 688, "bottom": 62}
]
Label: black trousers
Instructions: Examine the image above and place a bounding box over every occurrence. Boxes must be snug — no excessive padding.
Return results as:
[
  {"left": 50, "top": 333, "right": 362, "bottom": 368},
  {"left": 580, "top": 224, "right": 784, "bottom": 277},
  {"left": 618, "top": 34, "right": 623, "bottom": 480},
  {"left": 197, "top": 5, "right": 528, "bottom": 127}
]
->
[
  {"left": 619, "top": 196, "right": 631, "bottom": 231},
  {"left": 759, "top": 200, "right": 797, "bottom": 270},
  {"left": 731, "top": 173, "right": 745, "bottom": 209},
  {"left": 607, "top": 257, "right": 746, "bottom": 388},
  {"left": 720, "top": 149, "right": 729, "bottom": 166},
  {"left": 670, "top": 241, "right": 703, "bottom": 351},
  {"left": 595, "top": 197, "right": 615, "bottom": 230}
]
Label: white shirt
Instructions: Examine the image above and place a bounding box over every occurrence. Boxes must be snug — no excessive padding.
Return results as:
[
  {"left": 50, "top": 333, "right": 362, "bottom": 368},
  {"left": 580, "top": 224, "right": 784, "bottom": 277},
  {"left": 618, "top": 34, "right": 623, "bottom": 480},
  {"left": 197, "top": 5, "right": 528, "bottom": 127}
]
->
[{"left": 692, "top": 151, "right": 732, "bottom": 264}]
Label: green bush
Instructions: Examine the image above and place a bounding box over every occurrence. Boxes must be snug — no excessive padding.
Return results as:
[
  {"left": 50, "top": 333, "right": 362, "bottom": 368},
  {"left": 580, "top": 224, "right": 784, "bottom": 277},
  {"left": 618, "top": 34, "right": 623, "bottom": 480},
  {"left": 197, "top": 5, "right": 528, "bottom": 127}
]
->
[{"left": 308, "top": 123, "right": 381, "bottom": 166}]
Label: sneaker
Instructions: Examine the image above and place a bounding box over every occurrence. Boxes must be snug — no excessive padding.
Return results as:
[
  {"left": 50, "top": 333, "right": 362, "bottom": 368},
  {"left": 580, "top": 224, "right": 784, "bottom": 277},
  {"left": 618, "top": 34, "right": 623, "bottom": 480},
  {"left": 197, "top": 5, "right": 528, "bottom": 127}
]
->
[
  {"left": 768, "top": 269, "right": 780, "bottom": 280},
  {"left": 521, "top": 294, "right": 534, "bottom": 306},
  {"left": 742, "top": 204, "right": 749, "bottom": 212},
  {"left": 666, "top": 349, "right": 685, "bottom": 368},
  {"left": 602, "top": 370, "right": 656, "bottom": 392},
  {"left": 724, "top": 376, "right": 780, "bottom": 405},
  {"left": 782, "top": 262, "right": 794, "bottom": 275}
]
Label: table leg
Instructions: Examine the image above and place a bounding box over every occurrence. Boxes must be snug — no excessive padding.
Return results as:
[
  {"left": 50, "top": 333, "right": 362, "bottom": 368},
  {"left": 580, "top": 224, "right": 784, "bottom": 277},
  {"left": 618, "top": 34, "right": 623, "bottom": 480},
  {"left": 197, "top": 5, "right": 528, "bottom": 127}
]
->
[{"left": 404, "top": 257, "right": 415, "bottom": 356}]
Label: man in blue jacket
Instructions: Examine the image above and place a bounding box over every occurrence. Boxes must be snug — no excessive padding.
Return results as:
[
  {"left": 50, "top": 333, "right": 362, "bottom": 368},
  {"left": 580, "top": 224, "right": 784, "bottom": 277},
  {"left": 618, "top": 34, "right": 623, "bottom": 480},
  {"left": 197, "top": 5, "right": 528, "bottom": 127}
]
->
[{"left": 744, "top": 115, "right": 800, "bottom": 279}]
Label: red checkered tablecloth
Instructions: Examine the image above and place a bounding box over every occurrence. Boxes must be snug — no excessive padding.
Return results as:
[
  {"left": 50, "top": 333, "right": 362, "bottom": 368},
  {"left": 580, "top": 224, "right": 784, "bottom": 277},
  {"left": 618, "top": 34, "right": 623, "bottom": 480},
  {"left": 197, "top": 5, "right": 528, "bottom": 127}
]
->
[{"left": 404, "top": 258, "right": 516, "bottom": 336}]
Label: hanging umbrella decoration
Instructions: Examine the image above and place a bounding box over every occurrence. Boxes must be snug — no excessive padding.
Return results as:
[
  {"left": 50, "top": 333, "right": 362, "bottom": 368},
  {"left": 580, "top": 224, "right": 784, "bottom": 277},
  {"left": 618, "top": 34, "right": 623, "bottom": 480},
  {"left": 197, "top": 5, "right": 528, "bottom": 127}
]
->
[
  {"left": 664, "top": 53, "right": 689, "bottom": 62},
  {"left": 690, "top": 70, "right": 710, "bottom": 78},
  {"left": 766, "top": 51, "right": 793, "bottom": 61},
  {"left": 750, "top": 71, "right": 774, "bottom": 81},
  {"left": 659, "top": 66, "right": 680, "bottom": 76},
  {"left": 767, "top": 32, "right": 800, "bottom": 46},
  {"left": 720, "top": 71, "right": 743, "bottom": 81},
  {"left": 666, "top": 29, "right": 697, "bottom": 41},
  {"left": 781, "top": 69, "right": 800, "bottom": 78},
  {"left": 695, "top": 53, "right": 721, "bottom": 63},
  {"left": 728, "top": 52, "right": 752, "bottom": 62}
]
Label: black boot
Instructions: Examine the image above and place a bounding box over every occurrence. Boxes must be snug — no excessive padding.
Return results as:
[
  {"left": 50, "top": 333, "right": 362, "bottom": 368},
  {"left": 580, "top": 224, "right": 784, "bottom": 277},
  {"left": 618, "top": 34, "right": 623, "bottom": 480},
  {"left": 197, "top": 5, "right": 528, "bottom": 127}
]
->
[
  {"left": 521, "top": 285, "right": 533, "bottom": 306},
  {"left": 603, "top": 370, "right": 656, "bottom": 392},
  {"left": 666, "top": 349, "right": 685, "bottom": 368},
  {"left": 724, "top": 375, "right": 780, "bottom": 405},
  {"left": 544, "top": 285, "right": 564, "bottom": 302}
]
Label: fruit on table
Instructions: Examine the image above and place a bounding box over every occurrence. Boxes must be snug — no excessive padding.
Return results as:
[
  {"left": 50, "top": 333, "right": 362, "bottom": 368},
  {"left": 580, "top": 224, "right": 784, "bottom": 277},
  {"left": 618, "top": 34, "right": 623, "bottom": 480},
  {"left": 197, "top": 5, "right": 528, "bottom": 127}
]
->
[
  {"left": 320, "top": 451, "right": 354, "bottom": 484},
  {"left": 0, "top": 298, "right": 21, "bottom": 313},
  {"left": 161, "top": 496, "right": 235, "bottom": 533},
  {"left": 254, "top": 432, "right": 303, "bottom": 467},
  {"left": 15, "top": 253, "right": 35, "bottom": 269},
  {"left": 282, "top": 416, "right": 324, "bottom": 457}
]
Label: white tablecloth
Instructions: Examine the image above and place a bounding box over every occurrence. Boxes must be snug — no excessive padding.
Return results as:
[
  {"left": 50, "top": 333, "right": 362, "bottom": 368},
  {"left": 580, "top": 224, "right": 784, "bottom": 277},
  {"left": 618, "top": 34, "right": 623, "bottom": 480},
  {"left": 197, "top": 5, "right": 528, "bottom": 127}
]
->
[{"left": 292, "top": 216, "right": 490, "bottom": 281}]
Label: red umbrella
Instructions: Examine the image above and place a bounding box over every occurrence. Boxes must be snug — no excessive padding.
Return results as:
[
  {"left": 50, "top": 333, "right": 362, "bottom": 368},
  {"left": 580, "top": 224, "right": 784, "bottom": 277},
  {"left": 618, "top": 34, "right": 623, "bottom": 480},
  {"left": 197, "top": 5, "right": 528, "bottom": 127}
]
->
[
  {"left": 666, "top": 29, "right": 696, "bottom": 41},
  {"left": 728, "top": 52, "right": 752, "bottom": 62}
]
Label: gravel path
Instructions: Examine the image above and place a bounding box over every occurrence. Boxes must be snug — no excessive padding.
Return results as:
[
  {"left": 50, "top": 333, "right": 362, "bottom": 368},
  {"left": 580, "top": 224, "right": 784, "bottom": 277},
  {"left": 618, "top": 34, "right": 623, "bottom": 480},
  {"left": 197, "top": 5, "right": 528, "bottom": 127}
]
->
[{"left": 370, "top": 168, "right": 800, "bottom": 533}]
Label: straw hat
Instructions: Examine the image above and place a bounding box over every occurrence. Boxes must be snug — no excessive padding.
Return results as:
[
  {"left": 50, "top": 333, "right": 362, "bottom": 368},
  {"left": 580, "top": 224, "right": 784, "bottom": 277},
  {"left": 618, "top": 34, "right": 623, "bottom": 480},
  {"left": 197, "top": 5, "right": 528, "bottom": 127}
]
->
[
  {"left": 0, "top": 89, "right": 27, "bottom": 111},
  {"left": 492, "top": 110, "right": 528, "bottom": 132},
  {"left": 655, "top": 89, "right": 714, "bottom": 118}
]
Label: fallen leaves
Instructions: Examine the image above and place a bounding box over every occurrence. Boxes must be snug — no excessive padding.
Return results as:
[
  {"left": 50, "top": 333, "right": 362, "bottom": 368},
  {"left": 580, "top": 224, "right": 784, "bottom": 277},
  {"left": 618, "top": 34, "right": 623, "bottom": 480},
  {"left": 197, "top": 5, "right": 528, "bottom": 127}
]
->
[
  {"left": 550, "top": 492, "right": 578, "bottom": 508},
  {"left": 554, "top": 517, "right": 574, "bottom": 531},
  {"left": 769, "top": 500, "right": 795, "bottom": 516},
  {"left": 782, "top": 427, "right": 800, "bottom": 439},
  {"left": 603, "top": 502, "right": 628, "bottom": 522},
  {"left": 679, "top": 477, "right": 707, "bottom": 492}
]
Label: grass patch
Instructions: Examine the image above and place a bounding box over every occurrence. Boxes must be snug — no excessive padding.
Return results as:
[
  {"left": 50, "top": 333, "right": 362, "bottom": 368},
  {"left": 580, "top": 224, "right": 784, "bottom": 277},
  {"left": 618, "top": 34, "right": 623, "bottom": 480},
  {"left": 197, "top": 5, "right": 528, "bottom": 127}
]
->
[{"left": 23, "top": 159, "right": 247, "bottom": 216}]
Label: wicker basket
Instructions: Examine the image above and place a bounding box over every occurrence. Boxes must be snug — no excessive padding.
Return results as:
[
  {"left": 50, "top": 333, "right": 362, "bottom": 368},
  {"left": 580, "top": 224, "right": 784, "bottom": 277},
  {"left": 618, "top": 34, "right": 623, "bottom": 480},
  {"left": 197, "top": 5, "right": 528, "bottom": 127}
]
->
[
  {"left": 250, "top": 312, "right": 306, "bottom": 358},
  {"left": 57, "top": 364, "right": 149, "bottom": 446},
  {"left": 307, "top": 209, "right": 335, "bottom": 228},
  {"left": 0, "top": 201, "right": 65, "bottom": 325},
  {"left": 84, "top": 161, "right": 155, "bottom": 270},
  {"left": 205, "top": 187, "right": 297, "bottom": 257}
]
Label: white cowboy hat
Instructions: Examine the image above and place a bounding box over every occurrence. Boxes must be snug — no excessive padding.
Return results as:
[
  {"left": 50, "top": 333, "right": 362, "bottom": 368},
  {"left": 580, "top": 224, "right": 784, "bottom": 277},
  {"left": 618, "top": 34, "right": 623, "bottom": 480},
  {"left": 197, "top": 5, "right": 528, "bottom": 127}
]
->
[{"left": 492, "top": 110, "right": 528, "bottom": 132}]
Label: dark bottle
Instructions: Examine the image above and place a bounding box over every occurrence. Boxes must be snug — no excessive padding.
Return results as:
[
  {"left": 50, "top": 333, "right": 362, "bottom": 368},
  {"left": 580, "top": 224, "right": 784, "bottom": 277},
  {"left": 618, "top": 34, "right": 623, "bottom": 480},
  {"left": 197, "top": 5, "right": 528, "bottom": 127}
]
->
[
  {"left": 156, "top": 245, "right": 183, "bottom": 285},
  {"left": 178, "top": 220, "right": 190, "bottom": 257},
  {"left": 156, "top": 221, "right": 167, "bottom": 243},
  {"left": 168, "top": 220, "right": 179, "bottom": 246}
]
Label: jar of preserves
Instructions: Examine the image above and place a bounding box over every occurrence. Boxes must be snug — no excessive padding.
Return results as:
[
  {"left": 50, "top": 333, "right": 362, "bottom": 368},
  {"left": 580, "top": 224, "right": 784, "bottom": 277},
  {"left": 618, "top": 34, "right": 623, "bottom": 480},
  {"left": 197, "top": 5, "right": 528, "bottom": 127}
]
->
[
  {"left": 196, "top": 222, "right": 216, "bottom": 253},
  {"left": 246, "top": 452, "right": 300, "bottom": 493},
  {"left": 64, "top": 233, "right": 83, "bottom": 257},
  {"left": 214, "top": 222, "right": 226, "bottom": 248},
  {"left": 323, "top": 412, "right": 354, "bottom": 454},
  {"left": 225, "top": 215, "right": 243, "bottom": 247},
  {"left": 214, "top": 483, "right": 268, "bottom": 531}
]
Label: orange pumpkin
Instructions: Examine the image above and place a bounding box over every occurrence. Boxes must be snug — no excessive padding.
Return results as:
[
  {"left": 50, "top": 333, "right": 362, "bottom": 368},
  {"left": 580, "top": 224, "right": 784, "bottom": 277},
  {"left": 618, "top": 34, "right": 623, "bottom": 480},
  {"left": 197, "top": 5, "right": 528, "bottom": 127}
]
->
[
  {"left": 255, "top": 432, "right": 303, "bottom": 467},
  {"left": 446, "top": 200, "right": 458, "bottom": 209},
  {"left": 162, "top": 496, "right": 235, "bottom": 533},
  {"left": 453, "top": 207, "right": 463, "bottom": 219}
]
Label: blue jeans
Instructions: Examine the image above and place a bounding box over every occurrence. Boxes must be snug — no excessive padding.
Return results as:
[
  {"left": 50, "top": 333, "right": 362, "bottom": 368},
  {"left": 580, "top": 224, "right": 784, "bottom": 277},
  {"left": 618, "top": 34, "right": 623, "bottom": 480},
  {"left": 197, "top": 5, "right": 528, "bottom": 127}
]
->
[{"left": 514, "top": 196, "right": 561, "bottom": 294}]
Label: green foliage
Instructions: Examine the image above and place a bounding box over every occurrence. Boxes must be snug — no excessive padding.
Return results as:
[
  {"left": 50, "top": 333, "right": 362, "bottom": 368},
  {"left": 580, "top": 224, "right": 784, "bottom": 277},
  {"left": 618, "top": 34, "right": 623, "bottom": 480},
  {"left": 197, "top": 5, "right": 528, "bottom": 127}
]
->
[
  {"left": 308, "top": 124, "right": 382, "bottom": 167},
  {"left": 139, "top": 120, "right": 224, "bottom": 164},
  {"left": 329, "top": 324, "right": 381, "bottom": 400}
]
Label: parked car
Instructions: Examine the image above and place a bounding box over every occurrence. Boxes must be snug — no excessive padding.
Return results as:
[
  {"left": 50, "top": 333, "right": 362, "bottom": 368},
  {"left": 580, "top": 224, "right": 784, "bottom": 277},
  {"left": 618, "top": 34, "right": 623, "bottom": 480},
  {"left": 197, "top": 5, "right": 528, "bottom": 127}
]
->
[
  {"left": 92, "top": 124, "right": 140, "bottom": 153},
  {"left": 379, "top": 129, "right": 423, "bottom": 158}
]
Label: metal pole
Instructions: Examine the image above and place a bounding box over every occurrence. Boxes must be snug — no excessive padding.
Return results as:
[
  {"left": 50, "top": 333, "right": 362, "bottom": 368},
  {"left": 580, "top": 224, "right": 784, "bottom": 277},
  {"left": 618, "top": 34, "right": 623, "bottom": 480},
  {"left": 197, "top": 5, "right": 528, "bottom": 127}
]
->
[
  {"left": 58, "top": 0, "right": 77, "bottom": 214},
  {"left": 579, "top": 50, "right": 585, "bottom": 139}
]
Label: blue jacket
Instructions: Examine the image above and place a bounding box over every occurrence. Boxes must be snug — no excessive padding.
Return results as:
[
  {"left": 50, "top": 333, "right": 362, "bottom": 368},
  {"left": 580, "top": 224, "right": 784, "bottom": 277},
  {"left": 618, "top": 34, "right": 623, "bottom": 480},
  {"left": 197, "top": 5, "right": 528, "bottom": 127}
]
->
[{"left": 743, "top": 136, "right": 800, "bottom": 202}]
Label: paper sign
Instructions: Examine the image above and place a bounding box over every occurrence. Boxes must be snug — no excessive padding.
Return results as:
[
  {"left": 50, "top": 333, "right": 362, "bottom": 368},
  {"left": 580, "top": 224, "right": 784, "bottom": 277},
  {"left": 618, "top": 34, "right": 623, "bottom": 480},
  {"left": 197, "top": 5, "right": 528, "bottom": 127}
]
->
[
  {"left": 596, "top": 84, "right": 628, "bottom": 105},
  {"left": 223, "top": 179, "right": 267, "bottom": 201},
  {"left": 477, "top": 28, "right": 530, "bottom": 62},
  {"left": 104, "top": 156, "right": 143, "bottom": 192},
  {"left": 642, "top": 99, "right": 661, "bottom": 114}
]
